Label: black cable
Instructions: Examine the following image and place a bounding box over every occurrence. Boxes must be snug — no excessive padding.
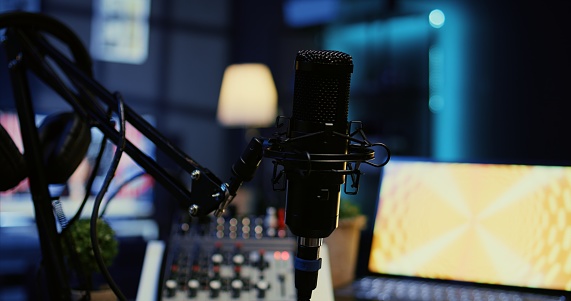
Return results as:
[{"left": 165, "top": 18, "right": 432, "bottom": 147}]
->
[
  {"left": 295, "top": 244, "right": 320, "bottom": 301},
  {"left": 66, "top": 107, "right": 113, "bottom": 228},
  {"left": 99, "top": 171, "right": 146, "bottom": 217},
  {"left": 90, "top": 92, "right": 127, "bottom": 301}
]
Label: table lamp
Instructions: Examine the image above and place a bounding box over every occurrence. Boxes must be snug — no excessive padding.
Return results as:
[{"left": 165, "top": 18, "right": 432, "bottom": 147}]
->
[{"left": 217, "top": 63, "right": 278, "bottom": 127}]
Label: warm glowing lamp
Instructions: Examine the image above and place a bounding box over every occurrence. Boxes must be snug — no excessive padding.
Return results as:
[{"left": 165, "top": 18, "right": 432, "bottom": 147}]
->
[{"left": 217, "top": 63, "right": 278, "bottom": 127}]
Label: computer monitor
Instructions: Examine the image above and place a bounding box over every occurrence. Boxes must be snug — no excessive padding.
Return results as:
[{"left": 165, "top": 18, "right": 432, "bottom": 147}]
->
[{"left": 367, "top": 157, "right": 571, "bottom": 294}]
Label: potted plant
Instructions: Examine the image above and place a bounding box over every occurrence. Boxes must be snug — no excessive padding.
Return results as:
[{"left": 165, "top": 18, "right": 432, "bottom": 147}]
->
[
  {"left": 324, "top": 198, "right": 367, "bottom": 289},
  {"left": 62, "top": 218, "right": 119, "bottom": 300}
]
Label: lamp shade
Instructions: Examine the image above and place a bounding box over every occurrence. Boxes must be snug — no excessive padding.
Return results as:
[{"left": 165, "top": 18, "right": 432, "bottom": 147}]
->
[{"left": 217, "top": 63, "right": 278, "bottom": 127}]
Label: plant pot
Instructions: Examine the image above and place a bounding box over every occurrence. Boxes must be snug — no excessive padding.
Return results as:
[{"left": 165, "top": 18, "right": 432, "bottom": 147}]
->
[{"left": 324, "top": 215, "right": 367, "bottom": 289}]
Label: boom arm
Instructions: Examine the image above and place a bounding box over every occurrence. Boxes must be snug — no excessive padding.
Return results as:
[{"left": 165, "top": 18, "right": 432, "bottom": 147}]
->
[
  {"left": 1, "top": 12, "right": 230, "bottom": 216},
  {"left": 1, "top": 12, "right": 240, "bottom": 300}
]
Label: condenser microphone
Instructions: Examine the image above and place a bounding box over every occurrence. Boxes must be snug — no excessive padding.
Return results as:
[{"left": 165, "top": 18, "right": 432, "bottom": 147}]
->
[
  {"left": 285, "top": 49, "right": 353, "bottom": 300},
  {"left": 264, "top": 49, "right": 388, "bottom": 300}
]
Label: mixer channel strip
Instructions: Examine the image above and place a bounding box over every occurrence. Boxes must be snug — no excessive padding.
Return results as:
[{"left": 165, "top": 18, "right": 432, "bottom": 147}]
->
[{"left": 161, "top": 215, "right": 297, "bottom": 300}]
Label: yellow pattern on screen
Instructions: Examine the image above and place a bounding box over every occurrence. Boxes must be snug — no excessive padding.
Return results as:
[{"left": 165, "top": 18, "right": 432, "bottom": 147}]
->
[{"left": 369, "top": 161, "right": 571, "bottom": 291}]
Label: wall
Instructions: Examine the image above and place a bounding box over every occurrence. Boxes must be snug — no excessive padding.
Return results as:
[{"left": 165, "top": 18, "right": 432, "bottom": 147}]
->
[{"left": 320, "top": 0, "right": 571, "bottom": 165}]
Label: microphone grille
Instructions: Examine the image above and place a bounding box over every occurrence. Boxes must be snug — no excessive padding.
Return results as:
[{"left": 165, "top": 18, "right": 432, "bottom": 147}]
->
[
  {"left": 293, "top": 50, "right": 353, "bottom": 124},
  {"left": 296, "top": 49, "right": 353, "bottom": 65}
]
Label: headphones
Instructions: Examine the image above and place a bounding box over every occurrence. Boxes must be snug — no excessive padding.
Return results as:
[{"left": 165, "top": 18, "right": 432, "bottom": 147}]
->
[
  {"left": 0, "top": 13, "right": 98, "bottom": 192},
  {"left": 0, "top": 112, "right": 91, "bottom": 192}
]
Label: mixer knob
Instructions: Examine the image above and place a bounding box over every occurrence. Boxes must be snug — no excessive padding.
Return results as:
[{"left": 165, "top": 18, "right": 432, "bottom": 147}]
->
[
  {"left": 255, "top": 279, "right": 270, "bottom": 299},
  {"left": 232, "top": 253, "right": 245, "bottom": 266},
  {"left": 211, "top": 253, "right": 224, "bottom": 265},
  {"left": 209, "top": 279, "right": 222, "bottom": 298},
  {"left": 256, "top": 250, "right": 269, "bottom": 271},
  {"left": 211, "top": 241, "right": 225, "bottom": 265},
  {"left": 187, "top": 279, "right": 200, "bottom": 298},
  {"left": 165, "top": 279, "right": 177, "bottom": 298},
  {"left": 230, "top": 278, "right": 244, "bottom": 298},
  {"left": 241, "top": 217, "right": 251, "bottom": 238}
]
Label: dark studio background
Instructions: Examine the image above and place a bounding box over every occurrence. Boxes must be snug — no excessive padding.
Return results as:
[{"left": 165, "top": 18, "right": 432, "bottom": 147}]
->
[{"left": 1, "top": 0, "right": 570, "bottom": 300}]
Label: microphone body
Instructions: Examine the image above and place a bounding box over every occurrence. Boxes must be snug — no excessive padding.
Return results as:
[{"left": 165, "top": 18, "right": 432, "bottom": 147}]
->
[
  {"left": 263, "top": 49, "right": 388, "bottom": 299},
  {"left": 284, "top": 50, "right": 354, "bottom": 300},
  {"left": 285, "top": 50, "right": 352, "bottom": 238}
]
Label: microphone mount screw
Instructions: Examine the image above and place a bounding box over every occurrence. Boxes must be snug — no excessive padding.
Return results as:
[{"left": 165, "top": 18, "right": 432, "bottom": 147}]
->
[
  {"left": 189, "top": 204, "right": 200, "bottom": 216},
  {"left": 191, "top": 169, "right": 201, "bottom": 180}
]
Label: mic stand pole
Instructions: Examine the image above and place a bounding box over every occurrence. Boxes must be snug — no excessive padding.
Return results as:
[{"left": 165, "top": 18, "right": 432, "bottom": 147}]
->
[{"left": 2, "top": 28, "right": 72, "bottom": 301}]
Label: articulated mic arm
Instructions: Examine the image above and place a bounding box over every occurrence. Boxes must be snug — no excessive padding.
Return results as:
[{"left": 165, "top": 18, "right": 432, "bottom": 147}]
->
[
  {"left": 1, "top": 12, "right": 238, "bottom": 217},
  {"left": 0, "top": 12, "right": 252, "bottom": 300}
]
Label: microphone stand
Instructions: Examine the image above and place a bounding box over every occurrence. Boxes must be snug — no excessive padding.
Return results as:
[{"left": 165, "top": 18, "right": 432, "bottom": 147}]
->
[{"left": 1, "top": 12, "right": 234, "bottom": 300}]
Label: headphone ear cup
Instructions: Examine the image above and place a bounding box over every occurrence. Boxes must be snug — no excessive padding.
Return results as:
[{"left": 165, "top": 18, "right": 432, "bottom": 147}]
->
[
  {"left": 38, "top": 112, "right": 91, "bottom": 184},
  {"left": 0, "top": 124, "right": 27, "bottom": 191}
]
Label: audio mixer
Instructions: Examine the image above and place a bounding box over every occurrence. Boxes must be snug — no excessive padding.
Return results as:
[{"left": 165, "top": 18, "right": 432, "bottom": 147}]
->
[{"left": 160, "top": 212, "right": 299, "bottom": 300}]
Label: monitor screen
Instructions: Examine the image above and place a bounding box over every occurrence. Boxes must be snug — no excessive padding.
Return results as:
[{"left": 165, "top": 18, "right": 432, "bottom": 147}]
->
[
  {"left": 0, "top": 111, "right": 155, "bottom": 224},
  {"left": 369, "top": 159, "right": 571, "bottom": 292}
]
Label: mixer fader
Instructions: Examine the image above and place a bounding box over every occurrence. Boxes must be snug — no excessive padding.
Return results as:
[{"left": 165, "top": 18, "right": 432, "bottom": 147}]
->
[{"left": 161, "top": 213, "right": 298, "bottom": 300}]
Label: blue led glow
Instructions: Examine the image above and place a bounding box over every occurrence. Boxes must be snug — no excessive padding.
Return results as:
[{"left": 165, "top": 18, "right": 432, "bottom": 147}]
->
[
  {"left": 430, "top": 6, "right": 469, "bottom": 161},
  {"left": 322, "top": 5, "right": 468, "bottom": 161},
  {"left": 429, "top": 9, "right": 445, "bottom": 28}
]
